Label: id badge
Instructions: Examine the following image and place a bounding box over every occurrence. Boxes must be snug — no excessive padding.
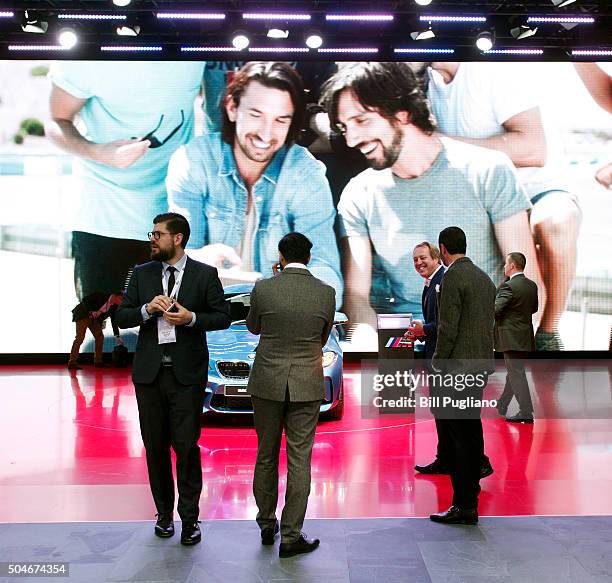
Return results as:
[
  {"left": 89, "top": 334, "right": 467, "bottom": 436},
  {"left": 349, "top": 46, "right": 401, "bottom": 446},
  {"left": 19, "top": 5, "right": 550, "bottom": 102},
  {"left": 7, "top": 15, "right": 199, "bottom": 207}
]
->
[{"left": 157, "top": 316, "right": 176, "bottom": 344}]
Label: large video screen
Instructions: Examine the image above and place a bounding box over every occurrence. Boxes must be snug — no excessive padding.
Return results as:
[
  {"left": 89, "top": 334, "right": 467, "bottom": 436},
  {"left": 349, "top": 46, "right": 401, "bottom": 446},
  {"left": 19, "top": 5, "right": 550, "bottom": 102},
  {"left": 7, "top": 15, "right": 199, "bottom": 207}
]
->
[{"left": 1, "top": 60, "right": 610, "bottom": 353}]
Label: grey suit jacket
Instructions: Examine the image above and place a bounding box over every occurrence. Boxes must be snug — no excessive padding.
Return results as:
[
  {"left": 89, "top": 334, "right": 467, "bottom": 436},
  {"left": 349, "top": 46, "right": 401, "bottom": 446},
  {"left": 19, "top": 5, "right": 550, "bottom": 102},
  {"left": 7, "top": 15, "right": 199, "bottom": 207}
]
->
[
  {"left": 246, "top": 267, "right": 336, "bottom": 402},
  {"left": 494, "top": 273, "right": 538, "bottom": 352},
  {"left": 432, "top": 257, "right": 496, "bottom": 375}
]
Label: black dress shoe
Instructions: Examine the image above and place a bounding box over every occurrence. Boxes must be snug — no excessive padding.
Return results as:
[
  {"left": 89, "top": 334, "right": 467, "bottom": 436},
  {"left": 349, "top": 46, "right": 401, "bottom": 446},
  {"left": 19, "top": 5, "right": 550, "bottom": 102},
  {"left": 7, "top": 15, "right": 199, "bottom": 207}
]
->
[
  {"left": 261, "top": 520, "right": 280, "bottom": 545},
  {"left": 154, "top": 513, "right": 174, "bottom": 538},
  {"left": 279, "top": 532, "right": 320, "bottom": 558},
  {"left": 480, "top": 462, "right": 494, "bottom": 478},
  {"left": 180, "top": 522, "right": 201, "bottom": 546},
  {"left": 415, "top": 460, "right": 450, "bottom": 475},
  {"left": 430, "top": 506, "right": 478, "bottom": 525},
  {"left": 506, "top": 413, "right": 534, "bottom": 424}
]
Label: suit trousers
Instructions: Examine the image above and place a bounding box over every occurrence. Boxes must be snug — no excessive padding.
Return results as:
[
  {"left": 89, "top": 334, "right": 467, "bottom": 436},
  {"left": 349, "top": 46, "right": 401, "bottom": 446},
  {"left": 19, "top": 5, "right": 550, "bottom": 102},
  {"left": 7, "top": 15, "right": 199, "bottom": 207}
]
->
[
  {"left": 134, "top": 367, "right": 205, "bottom": 522},
  {"left": 252, "top": 392, "right": 321, "bottom": 544},
  {"left": 434, "top": 374, "right": 487, "bottom": 509},
  {"left": 69, "top": 317, "right": 104, "bottom": 364},
  {"left": 499, "top": 351, "right": 533, "bottom": 416}
]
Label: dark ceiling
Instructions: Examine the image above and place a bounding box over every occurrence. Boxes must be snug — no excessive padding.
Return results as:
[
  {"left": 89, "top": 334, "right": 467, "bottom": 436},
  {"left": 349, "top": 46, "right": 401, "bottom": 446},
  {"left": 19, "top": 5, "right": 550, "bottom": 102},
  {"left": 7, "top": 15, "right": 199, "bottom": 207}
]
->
[{"left": 1, "top": 1, "right": 610, "bottom": 60}]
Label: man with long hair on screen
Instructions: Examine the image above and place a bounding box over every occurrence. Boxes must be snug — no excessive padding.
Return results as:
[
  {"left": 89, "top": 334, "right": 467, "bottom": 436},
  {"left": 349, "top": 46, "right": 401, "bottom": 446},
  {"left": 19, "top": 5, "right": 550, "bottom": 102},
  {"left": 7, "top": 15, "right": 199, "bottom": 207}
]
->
[
  {"left": 321, "top": 62, "right": 542, "bottom": 342},
  {"left": 166, "top": 61, "right": 342, "bottom": 306}
]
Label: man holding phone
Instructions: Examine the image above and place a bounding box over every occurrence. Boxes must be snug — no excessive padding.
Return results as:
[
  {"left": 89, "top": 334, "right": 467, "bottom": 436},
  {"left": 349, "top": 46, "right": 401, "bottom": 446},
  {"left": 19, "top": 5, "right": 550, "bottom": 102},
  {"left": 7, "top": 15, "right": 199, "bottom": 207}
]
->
[{"left": 117, "top": 213, "right": 230, "bottom": 546}]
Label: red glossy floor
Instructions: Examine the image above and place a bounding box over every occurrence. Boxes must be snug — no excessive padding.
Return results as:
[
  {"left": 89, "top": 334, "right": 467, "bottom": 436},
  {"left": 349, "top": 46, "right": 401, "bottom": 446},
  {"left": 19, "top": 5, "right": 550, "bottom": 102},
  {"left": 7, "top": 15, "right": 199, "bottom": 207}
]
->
[{"left": 1, "top": 360, "right": 612, "bottom": 523}]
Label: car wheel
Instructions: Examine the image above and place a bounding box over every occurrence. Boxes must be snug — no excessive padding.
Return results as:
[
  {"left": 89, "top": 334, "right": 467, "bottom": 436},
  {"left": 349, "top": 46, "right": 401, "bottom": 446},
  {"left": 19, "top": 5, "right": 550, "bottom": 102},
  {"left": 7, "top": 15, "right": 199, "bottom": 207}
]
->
[{"left": 326, "top": 382, "right": 344, "bottom": 420}]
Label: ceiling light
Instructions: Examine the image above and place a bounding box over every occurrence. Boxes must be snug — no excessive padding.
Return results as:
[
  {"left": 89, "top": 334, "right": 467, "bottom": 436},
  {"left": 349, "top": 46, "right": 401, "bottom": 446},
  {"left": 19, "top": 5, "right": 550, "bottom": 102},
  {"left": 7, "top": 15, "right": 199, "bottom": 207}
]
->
[
  {"left": 421, "top": 15, "right": 486, "bottom": 23},
  {"left": 325, "top": 14, "right": 394, "bottom": 22},
  {"left": 231, "top": 32, "right": 250, "bottom": 50},
  {"left": 156, "top": 13, "right": 225, "bottom": 20},
  {"left": 476, "top": 30, "right": 494, "bottom": 51},
  {"left": 181, "top": 46, "right": 238, "bottom": 52},
  {"left": 112, "top": 0, "right": 132, "bottom": 6},
  {"left": 267, "top": 29, "right": 289, "bottom": 39},
  {"left": 117, "top": 24, "right": 140, "bottom": 36},
  {"left": 414, "top": 0, "right": 433, "bottom": 5},
  {"left": 485, "top": 48, "right": 544, "bottom": 55},
  {"left": 21, "top": 11, "right": 48, "bottom": 33},
  {"left": 58, "top": 28, "right": 78, "bottom": 49},
  {"left": 527, "top": 16, "right": 593, "bottom": 24},
  {"left": 243, "top": 13, "right": 311, "bottom": 21},
  {"left": 410, "top": 27, "right": 435, "bottom": 40},
  {"left": 318, "top": 47, "right": 378, "bottom": 54},
  {"left": 0, "top": 12, "right": 15, "bottom": 18},
  {"left": 305, "top": 32, "right": 324, "bottom": 49},
  {"left": 101, "top": 45, "right": 162, "bottom": 52},
  {"left": 395, "top": 47, "right": 454, "bottom": 54},
  {"left": 511, "top": 24, "right": 538, "bottom": 40}
]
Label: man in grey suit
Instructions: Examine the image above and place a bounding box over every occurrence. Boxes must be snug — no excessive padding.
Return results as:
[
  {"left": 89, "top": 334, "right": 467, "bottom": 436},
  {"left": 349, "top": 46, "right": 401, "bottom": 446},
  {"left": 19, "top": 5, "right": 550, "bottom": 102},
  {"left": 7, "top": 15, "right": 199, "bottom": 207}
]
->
[
  {"left": 246, "top": 232, "right": 336, "bottom": 558},
  {"left": 495, "top": 252, "right": 539, "bottom": 423},
  {"left": 430, "top": 227, "right": 496, "bottom": 525}
]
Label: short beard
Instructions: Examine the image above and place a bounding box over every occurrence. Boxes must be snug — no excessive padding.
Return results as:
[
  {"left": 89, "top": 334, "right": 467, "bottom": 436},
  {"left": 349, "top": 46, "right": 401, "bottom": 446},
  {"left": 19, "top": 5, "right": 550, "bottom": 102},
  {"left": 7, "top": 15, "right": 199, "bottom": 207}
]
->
[
  {"left": 368, "top": 123, "right": 403, "bottom": 171},
  {"left": 151, "top": 247, "right": 175, "bottom": 262}
]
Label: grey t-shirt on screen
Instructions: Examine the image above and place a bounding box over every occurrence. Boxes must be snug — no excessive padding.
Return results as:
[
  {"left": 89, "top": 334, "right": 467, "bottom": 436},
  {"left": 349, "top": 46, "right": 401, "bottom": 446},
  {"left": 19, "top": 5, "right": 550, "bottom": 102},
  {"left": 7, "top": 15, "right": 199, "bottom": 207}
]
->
[{"left": 338, "top": 137, "right": 531, "bottom": 315}]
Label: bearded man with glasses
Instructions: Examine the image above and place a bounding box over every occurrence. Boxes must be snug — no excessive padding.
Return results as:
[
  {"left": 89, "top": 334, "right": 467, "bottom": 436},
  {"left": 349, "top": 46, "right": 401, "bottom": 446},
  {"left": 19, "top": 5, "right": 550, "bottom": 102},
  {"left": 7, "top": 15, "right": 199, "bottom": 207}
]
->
[{"left": 117, "top": 212, "right": 230, "bottom": 546}]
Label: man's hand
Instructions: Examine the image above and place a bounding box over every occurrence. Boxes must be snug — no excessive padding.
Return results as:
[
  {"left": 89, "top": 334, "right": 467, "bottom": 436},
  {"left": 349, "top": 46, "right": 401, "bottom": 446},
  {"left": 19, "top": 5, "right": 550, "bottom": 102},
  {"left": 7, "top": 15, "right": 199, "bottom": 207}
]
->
[
  {"left": 404, "top": 320, "right": 424, "bottom": 340},
  {"left": 93, "top": 139, "right": 150, "bottom": 169},
  {"left": 188, "top": 244, "right": 242, "bottom": 269},
  {"left": 595, "top": 161, "right": 612, "bottom": 189},
  {"left": 162, "top": 301, "right": 193, "bottom": 326},
  {"left": 147, "top": 295, "right": 173, "bottom": 314}
]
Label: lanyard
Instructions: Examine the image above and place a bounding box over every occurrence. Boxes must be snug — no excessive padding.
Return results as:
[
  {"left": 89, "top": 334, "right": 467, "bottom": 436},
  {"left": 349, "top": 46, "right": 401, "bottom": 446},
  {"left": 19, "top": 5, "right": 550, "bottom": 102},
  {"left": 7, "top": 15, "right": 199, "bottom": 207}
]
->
[{"left": 162, "top": 266, "right": 184, "bottom": 300}]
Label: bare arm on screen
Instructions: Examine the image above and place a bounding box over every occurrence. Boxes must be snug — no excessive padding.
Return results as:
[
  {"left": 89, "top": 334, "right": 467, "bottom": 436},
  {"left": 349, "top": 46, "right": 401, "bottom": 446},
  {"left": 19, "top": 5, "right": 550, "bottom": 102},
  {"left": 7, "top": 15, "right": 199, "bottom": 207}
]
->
[
  {"left": 342, "top": 235, "right": 377, "bottom": 329},
  {"left": 574, "top": 63, "right": 612, "bottom": 114},
  {"left": 451, "top": 107, "right": 547, "bottom": 168},
  {"left": 45, "top": 84, "right": 150, "bottom": 169}
]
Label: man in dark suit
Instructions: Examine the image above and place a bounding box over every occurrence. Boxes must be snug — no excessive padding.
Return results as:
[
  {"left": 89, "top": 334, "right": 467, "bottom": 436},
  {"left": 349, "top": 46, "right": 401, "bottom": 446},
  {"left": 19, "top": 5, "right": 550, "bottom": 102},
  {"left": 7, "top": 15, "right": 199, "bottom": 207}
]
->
[
  {"left": 430, "top": 227, "right": 496, "bottom": 525},
  {"left": 409, "top": 242, "right": 494, "bottom": 479},
  {"left": 495, "top": 252, "right": 539, "bottom": 423},
  {"left": 246, "top": 232, "right": 336, "bottom": 558},
  {"left": 116, "top": 212, "right": 230, "bottom": 546}
]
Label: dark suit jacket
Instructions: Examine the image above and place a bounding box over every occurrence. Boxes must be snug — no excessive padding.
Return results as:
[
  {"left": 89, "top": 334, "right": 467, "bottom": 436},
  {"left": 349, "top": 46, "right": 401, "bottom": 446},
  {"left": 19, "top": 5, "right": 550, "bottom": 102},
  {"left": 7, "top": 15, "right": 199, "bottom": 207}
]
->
[
  {"left": 422, "top": 266, "right": 445, "bottom": 361},
  {"left": 116, "top": 256, "right": 231, "bottom": 386},
  {"left": 494, "top": 273, "right": 538, "bottom": 352},
  {"left": 432, "top": 257, "right": 496, "bottom": 375},
  {"left": 246, "top": 267, "right": 336, "bottom": 402}
]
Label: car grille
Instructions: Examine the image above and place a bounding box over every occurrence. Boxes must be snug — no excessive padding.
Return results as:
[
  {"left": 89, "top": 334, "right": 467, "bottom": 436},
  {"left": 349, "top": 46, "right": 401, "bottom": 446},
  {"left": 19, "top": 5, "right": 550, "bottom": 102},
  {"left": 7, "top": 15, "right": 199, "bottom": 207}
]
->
[
  {"left": 210, "top": 394, "right": 253, "bottom": 412},
  {"left": 217, "top": 361, "right": 251, "bottom": 379}
]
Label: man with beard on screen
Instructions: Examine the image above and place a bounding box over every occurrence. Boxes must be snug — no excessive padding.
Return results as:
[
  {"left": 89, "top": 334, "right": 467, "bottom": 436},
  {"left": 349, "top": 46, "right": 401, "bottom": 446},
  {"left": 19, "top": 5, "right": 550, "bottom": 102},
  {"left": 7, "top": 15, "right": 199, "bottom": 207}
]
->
[
  {"left": 116, "top": 213, "right": 230, "bottom": 546},
  {"left": 167, "top": 61, "right": 342, "bottom": 305},
  {"left": 321, "top": 62, "right": 543, "bottom": 342}
]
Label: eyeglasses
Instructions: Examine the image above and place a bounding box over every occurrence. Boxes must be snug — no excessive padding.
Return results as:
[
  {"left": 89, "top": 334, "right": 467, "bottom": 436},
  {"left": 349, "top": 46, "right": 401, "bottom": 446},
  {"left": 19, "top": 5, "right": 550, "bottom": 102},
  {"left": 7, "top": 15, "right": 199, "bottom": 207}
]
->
[
  {"left": 137, "top": 110, "right": 185, "bottom": 149},
  {"left": 147, "top": 231, "right": 174, "bottom": 241}
]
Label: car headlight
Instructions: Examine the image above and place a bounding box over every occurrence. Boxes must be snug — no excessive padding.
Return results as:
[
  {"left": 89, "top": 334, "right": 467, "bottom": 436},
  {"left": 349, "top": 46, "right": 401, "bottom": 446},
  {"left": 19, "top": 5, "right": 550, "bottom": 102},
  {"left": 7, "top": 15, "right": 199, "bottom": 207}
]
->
[{"left": 322, "top": 352, "right": 337, "bottom": 368}]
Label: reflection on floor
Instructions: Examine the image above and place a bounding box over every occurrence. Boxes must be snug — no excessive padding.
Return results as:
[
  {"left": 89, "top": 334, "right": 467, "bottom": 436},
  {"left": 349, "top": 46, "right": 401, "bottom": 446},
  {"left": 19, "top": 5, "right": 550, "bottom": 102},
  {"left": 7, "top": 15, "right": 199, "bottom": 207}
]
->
[{"left": 0, "top": 361, "right": 611, "bottom": 523}]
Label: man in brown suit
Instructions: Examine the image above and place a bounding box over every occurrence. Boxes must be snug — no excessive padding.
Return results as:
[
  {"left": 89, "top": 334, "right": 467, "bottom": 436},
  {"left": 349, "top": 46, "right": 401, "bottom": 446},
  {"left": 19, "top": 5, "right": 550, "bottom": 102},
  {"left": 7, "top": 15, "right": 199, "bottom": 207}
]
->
[
  {"left": 495, "top": 252, "right": 539, "bottom": 423},
  {"left": 246, "top": 232, "right": 336, "bottom": 558}
]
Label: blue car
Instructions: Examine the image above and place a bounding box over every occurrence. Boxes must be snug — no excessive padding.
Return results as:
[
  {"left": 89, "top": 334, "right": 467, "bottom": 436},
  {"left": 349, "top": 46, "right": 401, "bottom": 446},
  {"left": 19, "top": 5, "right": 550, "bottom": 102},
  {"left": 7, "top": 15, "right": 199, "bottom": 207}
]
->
[{"left": 205, "top": 284, "right": 345, "bottom": 419}]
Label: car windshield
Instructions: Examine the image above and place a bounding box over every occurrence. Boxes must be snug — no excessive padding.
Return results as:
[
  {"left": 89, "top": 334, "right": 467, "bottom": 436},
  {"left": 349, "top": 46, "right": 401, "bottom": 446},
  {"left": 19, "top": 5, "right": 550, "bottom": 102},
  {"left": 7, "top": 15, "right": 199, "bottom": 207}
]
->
[{"left": 225, "top": 292, "right": 251, "bottom": 323}]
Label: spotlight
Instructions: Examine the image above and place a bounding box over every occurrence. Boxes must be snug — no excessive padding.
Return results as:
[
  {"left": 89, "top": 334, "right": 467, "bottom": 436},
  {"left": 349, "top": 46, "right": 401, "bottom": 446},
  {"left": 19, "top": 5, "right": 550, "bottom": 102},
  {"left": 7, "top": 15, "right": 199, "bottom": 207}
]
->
[
  {"left": 510, "top": 24, "right": 538, "bottom": 40},
  {"left": 267, "top": 28, "right": 289, "bottom": 39},
  {"left": 21, "top": 10, "right": 48, "bottom": 33},
  {"left": 410, "top": 27, "right": 435, "bottom": 40},
  {"left": 231, "top": 32, "right": 250, "bottom": 50},
  {"left": 305, "top": 31, "right": 323, "bottom": 49},
  {"left": 112, "top": 0, "right": 132, "bottom": 6},
  {"left": 475, "top": 30, "right": 494, "bottom": 51},
  {"left": 551, "top": 0, "right": 577, "bottom": 7},
  {"left": 414, "top": 0, "right": 433, "bottom": 5},
  {"left": 58, "top": 28, "right": 78, "bottom": 49},
  {"left": 117, "top": 24, "right": 140, "bottom": 36}
]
